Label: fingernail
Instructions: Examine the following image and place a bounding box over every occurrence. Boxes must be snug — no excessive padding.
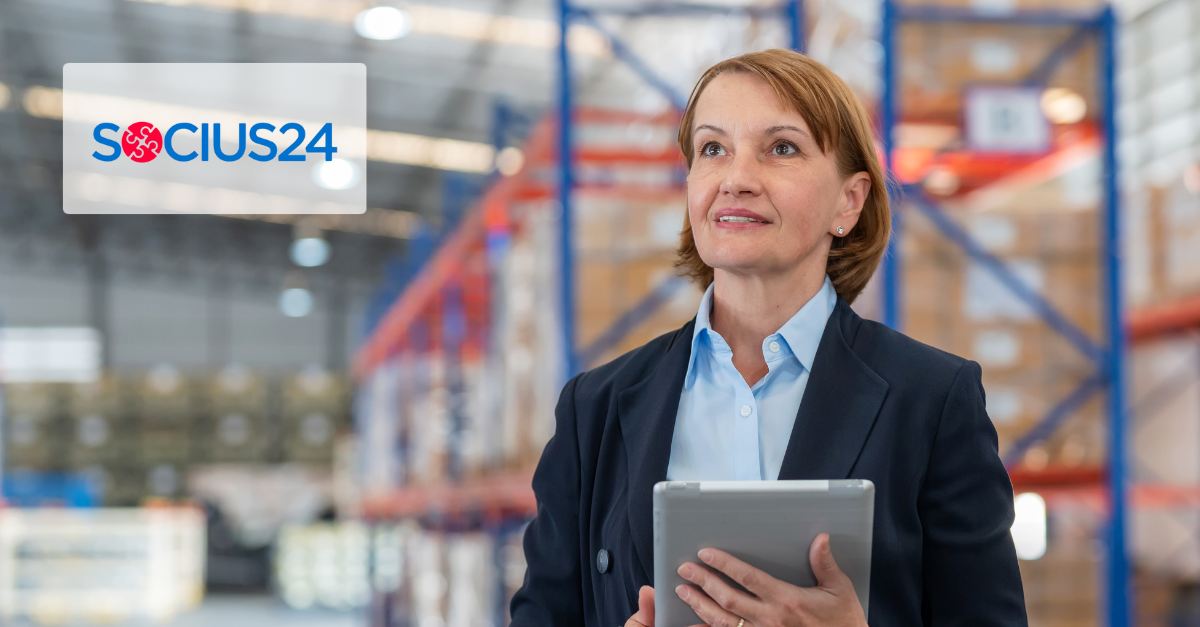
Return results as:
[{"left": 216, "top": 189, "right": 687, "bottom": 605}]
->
[
  {"left": 675, "top": 585, "right": 688, "bottom": 600},
  {"left": 677, "top": 563, "right": 692, "bottom": 578},
  {"left": 698, "top": 549, "right": 713, "bottom": 564}
]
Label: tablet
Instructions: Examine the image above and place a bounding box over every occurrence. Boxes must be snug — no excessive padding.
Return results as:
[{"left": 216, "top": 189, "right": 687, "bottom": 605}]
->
[{"left": 653, "top": 479, "right": 874, "bottom": 627}]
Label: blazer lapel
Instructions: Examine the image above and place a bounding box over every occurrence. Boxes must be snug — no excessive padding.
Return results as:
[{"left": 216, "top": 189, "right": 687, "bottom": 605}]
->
[
  {"left": 777, "top": 298, "right": 890, "bottom": 480},
  {"left": 617, "top": 319, "right": 694, "bottom": 583}
]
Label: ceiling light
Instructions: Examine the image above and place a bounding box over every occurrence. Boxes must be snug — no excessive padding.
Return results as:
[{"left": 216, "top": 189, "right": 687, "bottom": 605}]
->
[
  {"left": 1040, "top": 88, "right": 1087, "bottom": 125},
  {"left": 0, "top": 82, "right": 10, "bottom": 109},
  {"left": 23, "top": 86, "right": 63, "bottom": 119},
  {"left": 355, "top": 6, "right": 411, "bottom": 40},
  {"left": 495, "top": 146, "right": 525, "bottom": 177},
  {"left": 313, "top": 158, "right": 360, "bottom": 190},
  {"left": 126, "top": 0, "right": 608, "bottom": 56},
  {"left": 280, "top": 288, "right": 314, "bottom": 318},
  {"left": 291, "top": 238, "right": 331, "bottom": 267}
]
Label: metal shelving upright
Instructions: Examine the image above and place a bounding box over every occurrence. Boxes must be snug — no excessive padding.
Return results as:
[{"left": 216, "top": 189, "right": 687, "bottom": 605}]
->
[{"left": 878, "top": 3, "right": 1128, "bottom": 624}]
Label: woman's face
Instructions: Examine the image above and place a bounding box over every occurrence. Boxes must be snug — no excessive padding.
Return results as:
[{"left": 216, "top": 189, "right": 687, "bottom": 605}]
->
[{"left": 686, "top": 72, "right": 869, "bottom": 281}]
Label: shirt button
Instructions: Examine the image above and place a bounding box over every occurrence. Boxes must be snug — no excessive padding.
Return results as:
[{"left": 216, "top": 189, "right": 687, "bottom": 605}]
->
[
  {"left": 596, "top": 549, "right": 611, "bottom": 574},
  {"left": 769, "top": 341, "right": 780, "bottom": 353},
  {"left": 740, "top": 405, "right": 751, "bottom": 417}
]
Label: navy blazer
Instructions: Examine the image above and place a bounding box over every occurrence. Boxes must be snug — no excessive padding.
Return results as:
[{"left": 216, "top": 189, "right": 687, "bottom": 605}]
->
[{"left": 510, "top": 296, "right": 1027, "bottom": 627}]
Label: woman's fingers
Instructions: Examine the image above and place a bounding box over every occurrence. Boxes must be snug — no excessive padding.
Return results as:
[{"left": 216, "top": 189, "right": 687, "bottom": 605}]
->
[
  {"left": 638, "top": 586, "right": 656, "bottom": 626},
  {"left": 676, "top": 583, "right": 749, "bottom": 627},
  {"left": 625, "top": 586, "right": 656, "bottom": 627},
  {"left": 808, "top": 534, "right": 853, "bottom": 591},
  {"left": 677, "top": 561, "right": 762, "bottom": 618},
  {"left": 696, "top": 548, "right": 783, "bottom": 598}
]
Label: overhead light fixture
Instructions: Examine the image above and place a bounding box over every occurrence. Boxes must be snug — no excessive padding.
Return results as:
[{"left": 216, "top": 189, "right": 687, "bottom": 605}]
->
[
  {"left": 280, "top": 288, "right": 314, "bottom": 317},
  {"left": 126, "top": 0, "right": 608, "bottom": 56},
  {"left": 22, "top": 86, "right": 62, "bottom": 119},
  {"left": 354, "top": 6, "right": 411, "bottom": 40},
  {"left": 1040, "top": 87, "right": 1087, "bottom": 125},
  {"left": 0, "top": 82, "right": 10, "bottom": 110},
  {"left": 291, "top": 220, "right": 331, "bottom": 268},
  {"left": 291, "top": 238, "right": 331, "bottom": 267},
  {"left": 313, "top": 158, "right": 361, "bottom": 190},
  {"left": 280, "top": 271, "right": 314, "bottom": 317}
]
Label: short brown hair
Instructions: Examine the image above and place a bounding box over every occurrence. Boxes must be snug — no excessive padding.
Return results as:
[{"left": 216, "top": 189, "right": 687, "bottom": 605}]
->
[{"left": 674, "top": 49, "right": 890, "bottom": 304}]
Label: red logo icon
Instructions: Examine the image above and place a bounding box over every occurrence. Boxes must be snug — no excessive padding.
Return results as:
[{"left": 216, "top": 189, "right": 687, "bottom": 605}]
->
[{"left": 121, "top": 122, "right": 163, "bottom": 163}]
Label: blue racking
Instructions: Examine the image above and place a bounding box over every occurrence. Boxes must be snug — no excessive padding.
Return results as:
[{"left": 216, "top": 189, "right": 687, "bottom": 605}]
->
[{"left": 878, "top": 3, "right": 1127, "bottom": 624}]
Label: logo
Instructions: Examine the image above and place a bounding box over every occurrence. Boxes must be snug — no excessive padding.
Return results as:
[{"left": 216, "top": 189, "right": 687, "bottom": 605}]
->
[
  {"left": 92, "top": 122, "right": 336, "bottom": 163},
  {"left": 121, "top": 122, "right": 163, "bottom": 162}
]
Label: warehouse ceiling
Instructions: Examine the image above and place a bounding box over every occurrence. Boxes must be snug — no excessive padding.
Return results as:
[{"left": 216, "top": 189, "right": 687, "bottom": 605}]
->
[
  {"left": 0, "top": 0, "right": 566, "bottom": 294},
  {"left": 0, "top": 0, "right": 879, "bottom": 301}
]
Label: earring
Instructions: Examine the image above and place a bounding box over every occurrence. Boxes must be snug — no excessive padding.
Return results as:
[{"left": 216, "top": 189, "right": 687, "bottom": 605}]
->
[{"left": 836, "top": 226, "right": 845, "bottom": 235}]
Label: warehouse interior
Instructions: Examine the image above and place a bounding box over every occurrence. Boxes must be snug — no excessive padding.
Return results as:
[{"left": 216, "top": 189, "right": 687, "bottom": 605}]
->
[{"left": 2, "top": 0, "right": 1200, "bottom": 625}]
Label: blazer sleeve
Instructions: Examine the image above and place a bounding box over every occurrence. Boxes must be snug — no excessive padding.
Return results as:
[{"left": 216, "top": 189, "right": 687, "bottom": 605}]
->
[
  {"left": 919, "top": 360, "right": 1028, "bottom": 626},
  {"left": 509, "top": 373, "right": 586, "bottom": 626}
]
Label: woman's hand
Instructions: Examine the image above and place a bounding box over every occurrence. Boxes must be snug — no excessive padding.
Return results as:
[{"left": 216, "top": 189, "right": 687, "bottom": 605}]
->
[
  {"left": 626, "top": 585, "right": 656, "bottom": 627},
  {"left": 674, "top": 533, "right": 867, "bottom": 627}
]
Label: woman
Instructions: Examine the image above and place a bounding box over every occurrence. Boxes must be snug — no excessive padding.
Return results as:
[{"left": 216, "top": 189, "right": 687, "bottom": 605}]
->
[{"left": 510, "top": 49, "right": 1026, "bottom": 627}]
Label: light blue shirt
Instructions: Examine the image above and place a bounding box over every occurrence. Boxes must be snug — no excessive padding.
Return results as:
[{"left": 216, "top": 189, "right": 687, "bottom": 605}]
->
[{"left": 666, "top": 275, "right": 837, "bottom": 482}]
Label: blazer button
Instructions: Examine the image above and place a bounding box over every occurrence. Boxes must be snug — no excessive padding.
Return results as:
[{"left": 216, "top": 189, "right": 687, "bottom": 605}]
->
[{"left": 596, "top": 548, "right": 611, "bottom": 574}]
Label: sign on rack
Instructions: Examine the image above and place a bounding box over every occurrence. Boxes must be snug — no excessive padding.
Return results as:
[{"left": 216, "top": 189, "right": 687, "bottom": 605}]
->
[{"left": 964, "top": 86, "right": 1050, "bottom": 154}]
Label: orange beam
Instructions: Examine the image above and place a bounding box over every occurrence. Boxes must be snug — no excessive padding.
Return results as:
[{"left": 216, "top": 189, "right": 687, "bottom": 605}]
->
[
  {"left": 1009, "top": 465, "right": 1104, "bottom": 491},
  {"left": 362, "top": 471, "right": 536, "bottom": 520},
  {"left": 352, "top": 207, "right": 486, "bottom": 378},
  {"left": 1128, "top": 293, "right": 1200, "bottom": 343}
]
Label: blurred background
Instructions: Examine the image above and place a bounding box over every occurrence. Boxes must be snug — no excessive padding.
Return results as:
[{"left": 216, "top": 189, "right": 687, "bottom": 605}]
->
[{"left": 0, "top": 0, "right": 1197, "bottom": 625}]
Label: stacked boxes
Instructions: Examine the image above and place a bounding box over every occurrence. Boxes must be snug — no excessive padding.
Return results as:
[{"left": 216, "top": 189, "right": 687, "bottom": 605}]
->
[
  {"left": 280, "top": 368, "right": 348, "bottom": 465},
  {"left": 3, "top": 383, "right": 63, "bottom": 471},
  {"left": 275, "top": 521, "right": 372, "bottom": 610},
  {"left": 298, "top": 522, "right": 516, "bottom": 626},
  {"left": 1019, "top": 547, "right": 1100, "bottom": 627},
  {"left": 5, "top": 368, "right": 349, "bottom": 506},
  {"left": 65, "top": 377, "right": 141, "bottom": 506},
  {"left": 137, "top": 366, "right": 195, "bottom": 499},
  {"left": 901, "top": 195, "right": 1105, "bottom": 468},
  {"left": 497, "top": 211, "right": 563, "bottom": 472},
  {"left": 1131, "top": 179, "right": 1200, "bottom": 308},
  {"left": 572, "top": 192, "right": 701, "bottom": 367},
  {"left": 205, "top": 365, "right": 270, "bottom": 463},
  {"left": 0, "top": 507, "right": 206, "bottom": 624}
]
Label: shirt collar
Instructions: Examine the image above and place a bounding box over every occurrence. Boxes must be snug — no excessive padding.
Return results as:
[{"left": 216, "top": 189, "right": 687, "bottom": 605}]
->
[{"left": 684, "top": 275, "right": 837, "bottom": 389}]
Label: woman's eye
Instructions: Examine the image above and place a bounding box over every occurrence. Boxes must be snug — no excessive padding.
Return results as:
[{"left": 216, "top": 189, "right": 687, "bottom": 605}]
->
[
  {"left": 773, "top": 142, "right": 797, "bottom": 156},
  {"left": 701, "top": 142, "right": 725, "bottom": 157}
]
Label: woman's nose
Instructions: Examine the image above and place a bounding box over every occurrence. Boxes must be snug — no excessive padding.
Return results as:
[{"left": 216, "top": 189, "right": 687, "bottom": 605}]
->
[{"left": 718, "top": 150, "right": 764, "bottom": 196}]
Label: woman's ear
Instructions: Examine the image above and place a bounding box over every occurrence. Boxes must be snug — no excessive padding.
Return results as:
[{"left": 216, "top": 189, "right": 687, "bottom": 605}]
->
[{"left": 830, "top": 171, "right": 871, "bottom": 237}]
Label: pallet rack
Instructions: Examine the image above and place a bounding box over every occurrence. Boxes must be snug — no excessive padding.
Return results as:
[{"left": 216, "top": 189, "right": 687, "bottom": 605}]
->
[
  {"left": 355, "top": 5, "right": 804, "bottom": 625},
  {"left": 877, "top": 3, "right": 1130, "bottom": 623}
]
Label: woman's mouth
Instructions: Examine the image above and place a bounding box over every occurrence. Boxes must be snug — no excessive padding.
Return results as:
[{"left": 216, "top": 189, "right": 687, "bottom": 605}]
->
[{"left": 713, "top": 208, "right": 770, "bottom": 227}]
